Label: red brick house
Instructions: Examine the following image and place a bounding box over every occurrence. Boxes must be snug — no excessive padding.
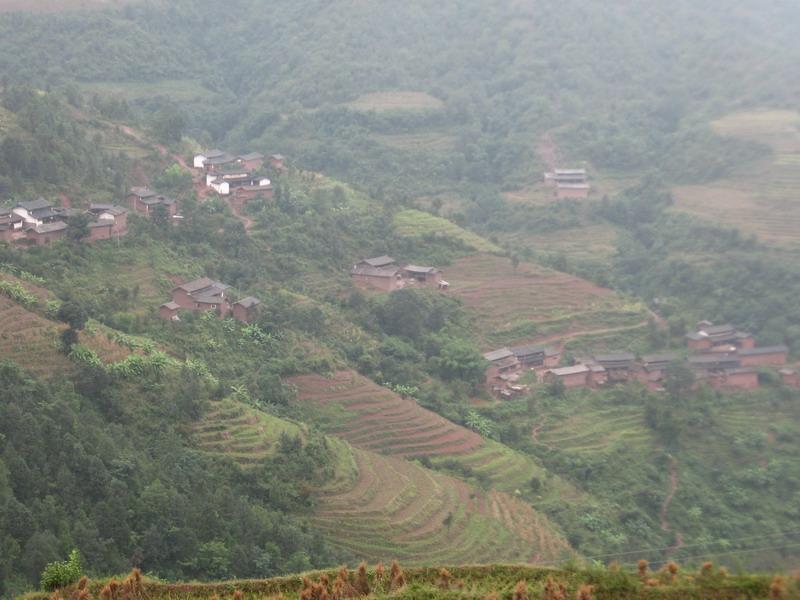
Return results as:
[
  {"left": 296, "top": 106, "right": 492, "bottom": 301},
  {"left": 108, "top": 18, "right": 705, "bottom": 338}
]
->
[
  {"left": 26, "top": 221, "right": 67, "bottom": 246},
  {"left": 403, "top": 265, "right": 443, "bottom": 286},
  {"left": 236, "top": 152, "right": 264, "bottom": 172},
  {"left": 159, "top": 301, "right": 181, "bottom": 321},
  {"left": 232, "top": 297, "right": 261, "bottom": 323},
  {"left": 544, "top": 364, "right": 590, "bottom": 389},
  {"left": 229, "top": 183, "right": 274, "bottom": 210},
  {"left": 269, "top": 154, "right": 287, "bottom": 171},
  {"left": 592, "top": 353, "right": 636, "bottom": 382},
  {"left": 713, "top": 368, "right": 760, "bottom": 391},
  {"left": 780, "top": 368, "right": 800, "bottom": 387},
  {"left": 738, "top": 346, "right": 788, "bottom": 367},
  {"left": 169, "top": 277, "right": 231, "bottom": 317},
  {"left": 127, "top": 188, "right": 178, "bottom": 217},
  {"left": 86, "top": 204, "right": 128, "bottom": 241},
  {"left": 350, "top": 256, "right": 403, "bottom": 292},
  {"left": 555, "top": 183, "right": 591, "bottom": 199},
  {"left": 484, "top": 348, "right": 521, "bottom": 384}
]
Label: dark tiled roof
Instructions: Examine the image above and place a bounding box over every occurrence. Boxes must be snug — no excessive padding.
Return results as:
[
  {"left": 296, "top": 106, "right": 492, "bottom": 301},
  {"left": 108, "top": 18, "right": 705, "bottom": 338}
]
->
[
  {"left": 238, "top": 152, "right": 264, "bottom": 161},
  {"left": 739, "top": 345, "right": 789, "bottom": 356},
  {"left": 235, "top": 296, "right": 261, "bottom": 308},
  {"left": 642, "top": 353, "right": 679, "bottom": 365},
  {"left": 510, "top": 344, "right": 546, "bottom": 357},
  {"left": 129, "top": 187, "right": 156, "bottom": 199},
  {"left": 161, "top": 301, "right": 180, "bottom": 310},
  {"left": 483, "top": 348, "right": 514, "bottom": 362},
  {"left": 176, "top": 277, "right": 229, "bottom": 294},
  {"left": 361, "top": 255, "right": 396, "bottom": 268},
  {"left": 351, "top": 265, "right": 400, "bottom": 278},
  {"left": 404, "top": 265, "right": 439, "bottom": 274},
  {"left": 30, "top": 221, "right": 67, "bottom": 234},
  {"left": 594, "top": 353, "right": 636, "bottom": 364},
  {"left": 17, "top": 198, "right": 51, "bottom": 211}
]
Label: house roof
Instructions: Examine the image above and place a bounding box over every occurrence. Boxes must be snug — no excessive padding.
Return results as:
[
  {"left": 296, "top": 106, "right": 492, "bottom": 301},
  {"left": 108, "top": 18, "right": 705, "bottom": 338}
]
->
[
  {"left": 193, "top": 295, "right": 225, "bottom": 305},
  {"left": 689, "top": 354, "right": 740, "bottom": 369},
  {"left": 510, "top": 344, "right": 546, "bottom": 357},
  {"left": 739, "top": 345, "right": 789, "bottom": 356},
  {"left": 483, "top": 348, "right": 515, "bottom": 362},
  {"left": 686, "top": 331, "right": 708, "bottom": 341},
  {"left": 17, "top": 198, "right": 51, "bottom": 211},
  {"left": 361, "top": 255, "right": 396, "bottom": 267},
  {"left": 593, "top": 353, "right": 636, "bottom": 364},
  {"left": 351, "top": 265, "right": 400, "bottom": 278},
  {"left": 493, "top": 356, "right": 519, "bottom": 370},
  {"left": 89, "top": 203, "right": 127, "bottom": 215},
  {"left": 30, "top": 221, "right": 67, "bottom": 234},
  {"left": 161, "top": 301, "right": 181, "bottom": 310},
  {"left": 176, "top": 277, "right": 229, "bottom": 294},
  {"left": 235, "top": 296, "right": 261, "bottom": 308},
  {"left": 238, "top": 152, "right": 264, "bottom": 161},
  {"left": 88, "top": 220, "right": 114, "bottom": 228},
  {"left": 553, "top": 169, "right": 586, "bottom": 175},
  {"left": 129, "top": 187, "right": 157, "bottom": 199},
  {"left": 205, "top": 154, "right": 237, "bottom": 166},
  {"left": 404, "top": 265, "right": 439, "bottom": 274},
  {"left": 270, "top": 154, "right": 285, "bottom": 160},
  {"left": 141, "top": 195, "right": 176, "bottom": 206},
  {"left": 642, "top": 353, "right": 679, "bottom": 365},
  {"left": 549, "top": 364, "right": 589, "bottom": 376}
]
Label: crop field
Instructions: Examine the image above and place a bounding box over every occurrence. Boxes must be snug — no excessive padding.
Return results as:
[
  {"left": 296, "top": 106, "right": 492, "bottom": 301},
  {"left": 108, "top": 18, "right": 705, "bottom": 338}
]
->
[
  {"left": 80, "top": 79, "right": 219, "bottom": 104},
  {"left": 286, "top": 371, "right": 579, "bottom": 497},
  {"left": 189, "top": 394, "right": 572, "bottom": 565},
  {"left": 443, "top": 253, "right": 645, "bottom": 348},
  {"left": 190, "top": 399, "right": 308, "bottom": 468},
  {"left": 0, "top": 295, "right": 73, "bottom": 376},
  {"left": 534, "top": 399, "right": 654, "bottom": 456},
  {"left": 372, "top": 131, "right": 457, "bottom": 153},
  {"left": 344, "top": 91, "right": 445, "bottom": 113},
  {"left": 393, "top": 209, "right": 503, "bottom": 253},
  {"left": 673, "top": 110, "right": 800, "bottom": 249},
  {"left": 314, "top": 446, "right": 572, "bottom": 564},
  {"left": 503, "top": 223, "right": 620, "bottom": 264}
]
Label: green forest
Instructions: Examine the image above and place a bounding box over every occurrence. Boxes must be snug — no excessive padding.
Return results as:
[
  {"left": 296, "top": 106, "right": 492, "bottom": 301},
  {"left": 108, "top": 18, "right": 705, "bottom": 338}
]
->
[{"left": 1, "top": 0, "right": 800, "bottom": 597}]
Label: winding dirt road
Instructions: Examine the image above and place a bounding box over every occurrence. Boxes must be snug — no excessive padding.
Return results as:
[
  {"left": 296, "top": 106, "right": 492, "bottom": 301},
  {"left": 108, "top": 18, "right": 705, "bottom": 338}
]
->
[{"left": 659, "top": 456, "right": 685, "bottom": 557}]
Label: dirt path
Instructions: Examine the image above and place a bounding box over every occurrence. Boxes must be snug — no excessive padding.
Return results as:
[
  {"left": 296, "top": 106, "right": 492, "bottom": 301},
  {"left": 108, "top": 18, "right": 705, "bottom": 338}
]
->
[
  {"left": 536, "top": 132, "right": 561, "bottom": 170},
  {"left": 518, "top": 319, "right": 651, "bottom": 351},
  {"left": 230, "top": 203, "right": 255, "bottom": 231},
  {"left": 659, "top": 456, "right": 685, "bottom": 557}
]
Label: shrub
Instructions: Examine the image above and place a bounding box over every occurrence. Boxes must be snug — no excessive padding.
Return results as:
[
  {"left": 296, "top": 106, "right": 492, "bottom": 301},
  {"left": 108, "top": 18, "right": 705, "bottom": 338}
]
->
[{"left": 40, "top": 550, "right": 83, "bottom": 591}]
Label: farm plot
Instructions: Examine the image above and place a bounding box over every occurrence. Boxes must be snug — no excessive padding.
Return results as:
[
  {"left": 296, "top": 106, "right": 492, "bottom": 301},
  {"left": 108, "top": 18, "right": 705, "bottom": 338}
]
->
[
  {"left": 344, "top": 91, "right": 444, "bottom": 113},
  {"left": 393, "top": 210, "right": 502, "bottom": 253},
  {"left": 190, "top": 399, "right": 307, "bottom": 468},
  {"left": 444, "top": 254, "right": 645, "bottom": 347},
  {"left": 286, "top": 371, "right": 565, "bottom": 495},
  {"left": 190, "top": 396, "right": 573, "bottom": 565},
  {"left": 0, "top": 296, "right": 73, "bottom": 376},
  {"left": 673, "top": 110, "right": 800, "bottom": 248},
  {"left": 314, "top": 446, "right": 573, "bottom": 565},
  {"left": 503, "top": 224, "right": 620, "bottom": 264}
]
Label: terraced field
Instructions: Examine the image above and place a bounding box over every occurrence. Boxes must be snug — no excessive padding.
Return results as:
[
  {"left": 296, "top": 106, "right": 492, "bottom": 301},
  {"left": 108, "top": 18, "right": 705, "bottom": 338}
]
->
[
  {"left": 315, "top": 447, "right": 573, "bottom": 564},
  {"left": 190, "top": 399, "right": 307, "bottom": 468},
  {"left": 344, "top": 91, "right": 445, "bottom": 113},
  {"left": 503, "top": 223, "right": 620, "bottom": 264},
  {"left": 286, "top": 371, "right": 565, "bottom": 495},
  {"left": 190, "top": 396, "right": 574, "bottom": 565},
  {"left": 0, "top": 295, "right": 73, "bottom": 376},
  {"left": 535, "top": 403, "right": 654, "bottom": 456},
  {"left": 673, "top": 110, "right": 800, "bottom": 249},
  {"left": 444, "top": 253, "right": 646, "bottom": 347},
  {"left": 393, "top": 209, "right": 502, "bottom": 253}
]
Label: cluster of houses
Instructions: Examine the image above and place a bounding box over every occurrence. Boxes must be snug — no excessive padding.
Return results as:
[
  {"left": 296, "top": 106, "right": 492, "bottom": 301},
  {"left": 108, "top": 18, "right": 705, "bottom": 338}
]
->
[
  {"left": 0, "top": 198, "right": 129, "bottom": 246},
  {"left": 543, "top": 168, "right": 591, "bottom": 199},
  {"left": 350, "top": 256, "right": 449, "bottom": 292},
  {"left": 193, "top": 150, "right": 283, "bottom": 209},
  {"left": 126, "top": 187, "right": 179, "bottom": 219},
  {"left": 159, "top": 277, "right": 261, "bottom": 323},
  {"left": 484, "top": 320, "right": 794, "bottom": 398}
]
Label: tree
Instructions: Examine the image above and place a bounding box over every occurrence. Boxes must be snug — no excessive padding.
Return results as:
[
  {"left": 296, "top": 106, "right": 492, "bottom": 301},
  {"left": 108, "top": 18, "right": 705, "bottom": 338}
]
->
[
  {"left": 432, "top": 339, "right": 487, "bottom": 385},
  {"left": 664, "top": 361, "right": 695, "bottom": 399},
  {"left": 153, "top": 106, "right": 185, "bottom": 145},
  {"left": 67, "top": 213, "right": 91, "bottom": 242}
]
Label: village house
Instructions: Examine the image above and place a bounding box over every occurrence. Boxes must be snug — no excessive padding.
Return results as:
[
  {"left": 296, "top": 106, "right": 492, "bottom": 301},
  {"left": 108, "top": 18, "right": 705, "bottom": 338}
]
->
[
  {"left": 637, "top": 353, "right": 679, "bottom": 390},
  {"left": 206, "top": 170, "right": 272, "bottom": 199},
  {"left": 738, "top": 345, "right": 789, "bottom": 367},
  {"left": 592, "top": 353, "right": 636, "bottom": 382},
  {"left": 194, "top": 150, "right": 265, "bottom": 173},
  {"left": 26, "top": 221, "right": 67, "bottom": 246},
  {"left": 544, "top": 364, "right": 591, "bottom": 389},
  {"left": 484, "top": 348, "right": 520, "bottom": 379},
  {"left": 86, "top": 204, "right": 128, "bottom": 240},
  {"left": 0, "top": 208, "right": 24, "bottom": 242},
  {"left": 780, "top": 368, "right": 800, "bottom": 388},
  {"left": 269, "top": 154, "right": 287, "bottom": 170},
  {"left": 169, "top": 277, "right": 232, "bottom": 317},
  {"left": 402, "top": 265, "right": 444, "bottom": 287},
  {"left": 13, "top": 198, "right": 61, "bottom": 226},
  {"left": 159, "top": 301, "right": 181, "bottom": 321},
  {"left": 232, "top": 296, "right": 261, "bottom": 323},
  {"left": 350, "top": 256, "right": 403, "bottom": 292},
  {"left": 544, "top": 169, "right": 591, "bottom": 199},
  {"left": 686, "top": 322, "right": 754, "bottom": 351},
  {"left": 126, "top": 188, "right": 178, "bottom": 217},
  {"left": 510, "top": 344, "right": 560, "bottom": 369},
  {"left": 688, "top": 353, "right": 741, "bottom": 372}
]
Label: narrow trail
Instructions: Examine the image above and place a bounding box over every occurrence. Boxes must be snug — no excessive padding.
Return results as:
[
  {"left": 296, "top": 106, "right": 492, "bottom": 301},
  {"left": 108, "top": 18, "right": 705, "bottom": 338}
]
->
[
  {"left": 531, "top": 420, "right": 554, "bottom": 450},
  {"left": 519, "top": 319, "right": 651, "bottom": 351},
  {"left": 659, "top": 456, "right": 685, "bottom": 558},
  {"left": 231, "top": 204, "right": 255, "bottom": 231}
]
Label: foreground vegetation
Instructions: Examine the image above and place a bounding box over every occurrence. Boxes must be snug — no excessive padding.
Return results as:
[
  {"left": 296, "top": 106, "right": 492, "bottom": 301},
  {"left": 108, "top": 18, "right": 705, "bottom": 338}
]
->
[{"left": 29, "top": 562, "right": 800, "bottom": 600}]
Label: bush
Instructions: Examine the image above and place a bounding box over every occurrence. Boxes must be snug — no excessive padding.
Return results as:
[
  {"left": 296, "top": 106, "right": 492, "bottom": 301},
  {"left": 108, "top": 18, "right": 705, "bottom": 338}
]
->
[{"left": 40, "top": 549, "right": 82, "bottom": 591}]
